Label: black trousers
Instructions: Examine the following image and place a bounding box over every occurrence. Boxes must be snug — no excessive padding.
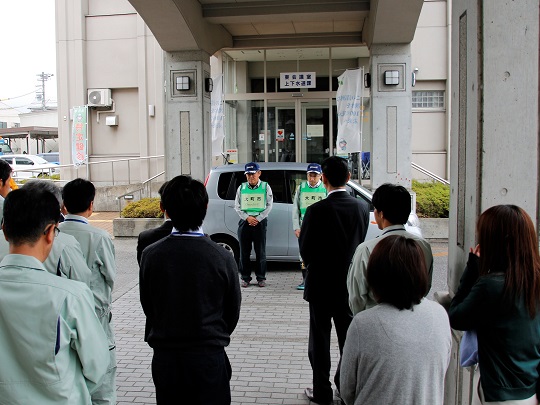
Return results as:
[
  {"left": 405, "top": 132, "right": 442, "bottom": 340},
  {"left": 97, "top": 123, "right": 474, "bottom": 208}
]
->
[
  {"left": 152, "top": 347, "right": 232, "bottom": 405},
  {"left": 308, "top": 300, "right": 353, "bottom": 402},
  {"left": 238, "top": 218, "right": 267, "bottom": 282}
]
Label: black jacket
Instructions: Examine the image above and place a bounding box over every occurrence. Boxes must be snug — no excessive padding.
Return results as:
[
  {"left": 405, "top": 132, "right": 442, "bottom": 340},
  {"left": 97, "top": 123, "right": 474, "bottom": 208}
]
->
[
  {"left": 139, "top": 235, "right": 241, "bottom": 349},
  {"left": 136, "top": 220, "right": 174, "bottom": 264},
  {"left": 299, "top": 190, "right": 369, "bottom": 304}
]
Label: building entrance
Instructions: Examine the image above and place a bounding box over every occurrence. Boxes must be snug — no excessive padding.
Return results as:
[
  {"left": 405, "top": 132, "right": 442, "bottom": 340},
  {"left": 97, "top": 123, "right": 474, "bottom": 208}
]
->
[{"left": 264, "top": 99, "right": 334, "bottom": 165}]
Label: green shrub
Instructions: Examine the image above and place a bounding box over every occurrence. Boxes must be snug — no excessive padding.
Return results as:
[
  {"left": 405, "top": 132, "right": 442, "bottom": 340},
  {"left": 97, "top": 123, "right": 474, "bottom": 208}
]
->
[
  {"left": 412, "top": 180, "right": 450, "bottom": 218},
  {"left": 121, "top": 197, "right": 163, "bottom": 218}
]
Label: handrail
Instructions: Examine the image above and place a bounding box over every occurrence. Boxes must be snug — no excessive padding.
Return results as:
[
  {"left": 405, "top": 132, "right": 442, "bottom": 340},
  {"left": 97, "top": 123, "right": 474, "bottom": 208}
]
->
[
  {"left": 53, "top": 154, "right": 164, "bottom": 186},
  {"left": 116, "top": 171, "right": 165, "bottom": 216},
  {"left": 53, "top": 154, "right": 164, "bottom": 170},
  {"left": 411, "top": 162, "right": 450, "bottom": 185}
]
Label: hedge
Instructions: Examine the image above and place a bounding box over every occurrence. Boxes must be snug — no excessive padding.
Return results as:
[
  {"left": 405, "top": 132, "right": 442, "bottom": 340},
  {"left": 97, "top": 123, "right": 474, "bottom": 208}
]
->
[
  {"left": 121, "top": 197, "right": 163, "bottom": 218},
  {"left": 412, "top": 180, "right": 450, "bottom": 218}
]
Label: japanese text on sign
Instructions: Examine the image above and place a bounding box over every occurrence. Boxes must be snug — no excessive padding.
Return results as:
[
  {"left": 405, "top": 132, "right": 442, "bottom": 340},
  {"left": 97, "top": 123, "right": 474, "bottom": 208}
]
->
[{"left": 280, "top": 72, "right": 316, "bottom": 89}]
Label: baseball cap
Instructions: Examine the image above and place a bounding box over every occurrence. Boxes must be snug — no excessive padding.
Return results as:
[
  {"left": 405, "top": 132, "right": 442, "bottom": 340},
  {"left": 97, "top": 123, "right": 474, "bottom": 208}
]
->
[
  {"left": 306, "top": 163, "right": 322, "bottom": 174},
  {"left": 244, "top": 162, "right": 260, "bottom": 174}
]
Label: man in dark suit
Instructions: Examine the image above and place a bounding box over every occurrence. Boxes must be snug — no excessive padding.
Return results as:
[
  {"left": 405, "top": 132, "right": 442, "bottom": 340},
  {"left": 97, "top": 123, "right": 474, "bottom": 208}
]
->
[
  {"left": 299, "top": 156, "right": 370, "bottom": 405},
  {"left": 136, "top": 182, "right": 172, "bottom": 264}
]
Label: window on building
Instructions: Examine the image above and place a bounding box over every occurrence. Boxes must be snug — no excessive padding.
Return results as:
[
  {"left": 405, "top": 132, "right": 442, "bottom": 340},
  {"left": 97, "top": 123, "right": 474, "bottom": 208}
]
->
[
  {"left": 0, "top": 122, "right": 7, "bottom": 129},
  {"left": 412, "top": 91, "right": 445, "bottom": 109}
]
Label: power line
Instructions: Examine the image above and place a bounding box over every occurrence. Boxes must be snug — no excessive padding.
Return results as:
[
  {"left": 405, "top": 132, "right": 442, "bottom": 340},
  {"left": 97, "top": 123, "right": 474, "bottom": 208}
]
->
[{"left": 0, "top": 90, "right": 37, "bottom": 101}]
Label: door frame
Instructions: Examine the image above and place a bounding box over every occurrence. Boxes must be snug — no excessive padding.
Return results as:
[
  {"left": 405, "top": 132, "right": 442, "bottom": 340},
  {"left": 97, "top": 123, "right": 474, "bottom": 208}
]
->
[{"left": 267, "top": 98, "right": 334, "bottom": 163}]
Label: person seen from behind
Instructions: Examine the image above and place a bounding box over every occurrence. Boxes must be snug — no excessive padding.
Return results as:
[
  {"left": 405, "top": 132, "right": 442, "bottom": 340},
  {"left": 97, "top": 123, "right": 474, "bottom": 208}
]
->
[
  {"left": 347, "top": 183, "right": 433, "bottom": 315},
  {"left": 449, "top": 205, "right": 540, "bottom": 404},
  {"left": 59, "top": 178, "right": 117, "bottom": 405},
  {"left": 140, "top": 175, "right": 241, "bottom": 404},
  {"left": 340, "top": 235, "right": 451, "bottom": 405},
  {"left": 0, "top": 188, "right": 109, "bottom": 404}
]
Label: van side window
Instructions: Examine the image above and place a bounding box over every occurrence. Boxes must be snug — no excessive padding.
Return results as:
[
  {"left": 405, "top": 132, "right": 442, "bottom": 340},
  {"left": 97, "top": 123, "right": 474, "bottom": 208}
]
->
[
  {"left": 287, "top": 171, "right": 307, "bottom": 202},
  {"left": 259, "top": 170, "right": 286, "bottom": 203},
  {"left": 222, "top": 170, "right": 288, "bottom": 203},
  {"left": 217, "top": 172, "right": 233, "bottom": 200}
]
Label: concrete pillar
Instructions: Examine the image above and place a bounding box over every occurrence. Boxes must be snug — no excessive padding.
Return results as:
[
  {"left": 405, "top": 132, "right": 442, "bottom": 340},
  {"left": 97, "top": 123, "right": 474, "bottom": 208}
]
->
[
  {"left": 444, "top": 1, "right": 539, "bottom": 404},
  {"left": 164, "top": 50, "right": 212, "bottom": 182},
  {"left": 369, "top": 44, "right": 413, "bottom": 189}
]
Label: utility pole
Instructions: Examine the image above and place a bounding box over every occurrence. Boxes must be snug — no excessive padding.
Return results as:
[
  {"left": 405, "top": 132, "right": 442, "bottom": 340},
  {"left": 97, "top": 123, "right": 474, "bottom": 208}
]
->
[{"left": 36, "top": 72, "right": 54, "bottom": 110}]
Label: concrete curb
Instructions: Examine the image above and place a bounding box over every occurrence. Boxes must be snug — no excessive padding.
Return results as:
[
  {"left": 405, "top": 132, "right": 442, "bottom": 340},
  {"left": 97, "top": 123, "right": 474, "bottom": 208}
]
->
[
  {"left": 419, "top": 218, "right": 448, "bottom": 241},
  {"left": 113, "top": 218, "right": 163, "bottom": 237},
  {"left": 114, "top": 217, "right": 450, "bottom": 241}
]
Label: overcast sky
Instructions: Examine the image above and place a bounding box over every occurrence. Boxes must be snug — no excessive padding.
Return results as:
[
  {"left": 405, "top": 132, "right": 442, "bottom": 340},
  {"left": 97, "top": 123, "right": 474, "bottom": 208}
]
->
[{"left": 0, "top": 0, "right": 56, "bottom": 113}]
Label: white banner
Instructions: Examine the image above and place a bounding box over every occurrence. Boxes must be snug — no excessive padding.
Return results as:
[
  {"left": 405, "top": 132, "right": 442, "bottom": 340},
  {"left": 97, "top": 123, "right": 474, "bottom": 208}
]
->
[
  {"left": 336, "top": 68, "right": 364, "bottom": 154},
  {"left": 211, "top": 75, "right": 225, "bottom": 157}
]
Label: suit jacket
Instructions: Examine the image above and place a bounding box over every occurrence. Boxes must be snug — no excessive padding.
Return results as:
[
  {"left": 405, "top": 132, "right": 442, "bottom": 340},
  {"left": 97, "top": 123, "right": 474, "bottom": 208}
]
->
[
  {"left": 137, "top": 220, "right": 174, "bottom": 264},
  {"left": 299, "top": 190, "right": 369, "bottom": 304}
]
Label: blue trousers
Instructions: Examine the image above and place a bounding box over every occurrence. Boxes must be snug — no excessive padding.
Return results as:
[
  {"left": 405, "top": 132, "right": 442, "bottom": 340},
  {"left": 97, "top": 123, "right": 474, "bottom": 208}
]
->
[
  {"left": 152, "top": 347, "right": 232, "bottom": 405},
  {"left": 237, "top": 218, "right": 267, "bottom": 282}
]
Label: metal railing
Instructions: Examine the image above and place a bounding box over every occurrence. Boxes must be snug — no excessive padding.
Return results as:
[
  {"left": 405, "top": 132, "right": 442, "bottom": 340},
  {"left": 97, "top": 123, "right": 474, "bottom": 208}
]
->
[
  {"left": 411, "top": 162, "right": 450, "bottom": 185},
  {"left": 45, "top": 154, "right": 165, "bottom": 186},
  {"left": 116, "top": 171, "right": 165, "bottom": 216}
]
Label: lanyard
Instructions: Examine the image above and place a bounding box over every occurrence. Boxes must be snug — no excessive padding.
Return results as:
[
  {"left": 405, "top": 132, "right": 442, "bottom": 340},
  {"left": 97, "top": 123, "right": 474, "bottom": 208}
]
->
[
  {"left": 64, "top": 218, "right": 88, "bottom": 225},
  {"left": 171, "top": 231, "right": 205, "bottom": 237}
]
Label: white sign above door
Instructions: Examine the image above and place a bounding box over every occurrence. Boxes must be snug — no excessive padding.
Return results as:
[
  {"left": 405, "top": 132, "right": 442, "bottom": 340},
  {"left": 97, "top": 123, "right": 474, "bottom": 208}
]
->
[{"left": 280, "top": 72, "right": 316, "bottom": 89}]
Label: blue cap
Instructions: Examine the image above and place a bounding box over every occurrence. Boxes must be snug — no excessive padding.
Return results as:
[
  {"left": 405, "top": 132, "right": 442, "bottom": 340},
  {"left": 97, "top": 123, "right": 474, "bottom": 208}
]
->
[
  {"left": 244, "top": 162, "right": 260, "bottom": 174},
  {"left": 306, "top": 163, "right": 322, "bottom": 174}
]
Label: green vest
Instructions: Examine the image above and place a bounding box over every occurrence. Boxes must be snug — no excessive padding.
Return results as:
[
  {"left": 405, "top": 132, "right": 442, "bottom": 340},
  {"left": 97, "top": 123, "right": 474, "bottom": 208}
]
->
[
  {"left": 240, "top": 181, "right": 267, "bottom": 215},
  {"left": 299, "top": 181, "right": 326, "bottom": 219}
]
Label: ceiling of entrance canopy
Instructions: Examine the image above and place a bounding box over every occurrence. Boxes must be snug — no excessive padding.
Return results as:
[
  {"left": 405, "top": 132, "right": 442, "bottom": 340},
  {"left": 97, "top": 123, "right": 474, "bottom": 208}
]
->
[{"left": 128, "top": 0, "right": 423, "bottom": 55}]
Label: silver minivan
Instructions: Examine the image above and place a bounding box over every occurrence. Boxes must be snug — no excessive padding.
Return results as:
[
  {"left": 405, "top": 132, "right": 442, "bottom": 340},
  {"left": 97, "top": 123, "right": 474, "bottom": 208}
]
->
[{"left": 203, "top": 162, "right": 422, "bottom": 262}]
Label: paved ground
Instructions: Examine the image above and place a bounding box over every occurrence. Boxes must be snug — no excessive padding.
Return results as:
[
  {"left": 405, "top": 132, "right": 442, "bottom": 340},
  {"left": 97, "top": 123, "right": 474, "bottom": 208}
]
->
[{"left": 89, "top": 212, "right": 449, "bottom": 405}]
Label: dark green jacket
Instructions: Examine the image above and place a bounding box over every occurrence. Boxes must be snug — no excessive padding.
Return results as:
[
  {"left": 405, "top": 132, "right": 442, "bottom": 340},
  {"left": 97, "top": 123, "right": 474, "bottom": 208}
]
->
[{"left": 449, "top": 253, "right": 540, "bottom": 402}]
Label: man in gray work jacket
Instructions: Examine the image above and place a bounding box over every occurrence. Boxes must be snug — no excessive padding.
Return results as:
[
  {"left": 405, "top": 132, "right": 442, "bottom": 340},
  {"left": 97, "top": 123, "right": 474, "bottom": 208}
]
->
[{"left": 347, "top": 183, "right": 433, "bottom": 315}]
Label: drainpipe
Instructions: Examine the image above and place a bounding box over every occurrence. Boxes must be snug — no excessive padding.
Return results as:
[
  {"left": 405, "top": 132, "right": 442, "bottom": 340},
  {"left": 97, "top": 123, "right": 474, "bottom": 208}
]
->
[{"left": 446, "top": 0, "right": 452, "bottom": 181}]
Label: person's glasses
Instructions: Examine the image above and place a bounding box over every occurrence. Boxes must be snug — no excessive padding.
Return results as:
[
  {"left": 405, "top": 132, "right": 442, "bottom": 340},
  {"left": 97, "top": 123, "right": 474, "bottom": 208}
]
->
[
  {"left": 246, "top": 173, "right": 257, "bottom": 176},
  {"left": 43, "top": 224, "right": 60, "bottom": 238}
]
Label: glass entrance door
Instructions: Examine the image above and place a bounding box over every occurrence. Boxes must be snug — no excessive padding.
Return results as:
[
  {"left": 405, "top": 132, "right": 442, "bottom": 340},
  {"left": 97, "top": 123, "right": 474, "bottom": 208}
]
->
[
  {"left": 301, "top": 101, "right": 331, "bottom": 164},
  {"left": 267, "top": 101, "right": 296, "bottom": 162},
  {"left": 266, "top": 99, "right": 333, "bottom": 163}
]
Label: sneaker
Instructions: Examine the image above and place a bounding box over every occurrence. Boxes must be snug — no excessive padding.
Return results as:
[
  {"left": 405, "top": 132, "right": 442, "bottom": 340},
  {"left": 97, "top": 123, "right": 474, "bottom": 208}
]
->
[
  {"left": 241, "top": 280, "right": 249, "bottom": 288},
  {"left": 257, "top": 280, "right": 266, "bottom": 287},
  {"left": 296, "top": 282, "right": 305, "bottom": 290}
]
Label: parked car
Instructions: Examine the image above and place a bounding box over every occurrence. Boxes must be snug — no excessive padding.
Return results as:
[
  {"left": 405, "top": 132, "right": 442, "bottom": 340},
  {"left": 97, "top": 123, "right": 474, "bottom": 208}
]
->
[
  {"left": 0, "top": 139, "right": 13, "bottom": 156},
  {"left": 203, "top": 162, "right": 422, "bottom": 262},
  {"left": 0, "top": 154, "right": 60, "bottom": 179},
  {"left": 37, "top": 152, "right": 60, "bottom": 165}
]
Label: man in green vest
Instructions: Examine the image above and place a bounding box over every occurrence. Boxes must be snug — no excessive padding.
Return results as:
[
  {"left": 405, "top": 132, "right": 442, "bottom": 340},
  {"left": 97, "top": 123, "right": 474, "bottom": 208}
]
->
[
  {"left": 292, "top": 163, "right": 327, "bottom": 290},
  {"left": 234, "top": 162, "right": 273, "bottom": 287}
]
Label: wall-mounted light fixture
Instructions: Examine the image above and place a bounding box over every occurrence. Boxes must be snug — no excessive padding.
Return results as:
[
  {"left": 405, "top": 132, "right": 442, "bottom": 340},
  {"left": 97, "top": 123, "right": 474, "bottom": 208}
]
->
[
  {"left": 364, "top": 73, "right": 371, "bottom": 88},
  {"left": 205, "top": 78, "right": 213, "bottom": 93},
  {"left": 176, "top": 76, "right": 190, "bottom": 91},
  {"left": 384, "top": 70, "right": 399, "bottom": 85}
]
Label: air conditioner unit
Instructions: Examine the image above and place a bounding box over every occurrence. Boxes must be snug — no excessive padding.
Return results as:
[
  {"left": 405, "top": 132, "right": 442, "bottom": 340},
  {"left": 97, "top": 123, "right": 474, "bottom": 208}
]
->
[{"left": 87, "top": 89, "right": 112, "bottom": 107}]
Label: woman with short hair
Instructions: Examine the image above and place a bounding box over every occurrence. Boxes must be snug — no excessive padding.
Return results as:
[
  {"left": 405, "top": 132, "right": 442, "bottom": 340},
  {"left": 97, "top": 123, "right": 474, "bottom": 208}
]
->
[
  {"left": 340, "top": 235, "right": 451, "bottom": 405},
  {"left": 449, "top": 205, "right": 540, "bottom": 404}
]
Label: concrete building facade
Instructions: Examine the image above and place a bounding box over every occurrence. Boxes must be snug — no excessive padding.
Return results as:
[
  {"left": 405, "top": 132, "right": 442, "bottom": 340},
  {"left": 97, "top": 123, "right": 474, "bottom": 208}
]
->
[{"left": 56, "top": 0, "right": 450, "bottom": 187}]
